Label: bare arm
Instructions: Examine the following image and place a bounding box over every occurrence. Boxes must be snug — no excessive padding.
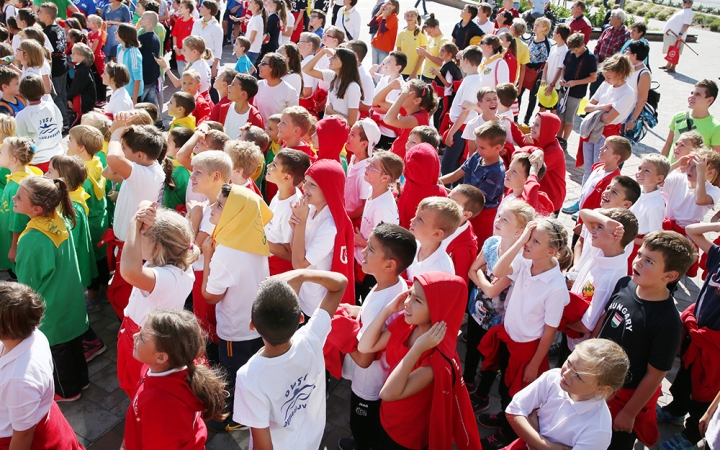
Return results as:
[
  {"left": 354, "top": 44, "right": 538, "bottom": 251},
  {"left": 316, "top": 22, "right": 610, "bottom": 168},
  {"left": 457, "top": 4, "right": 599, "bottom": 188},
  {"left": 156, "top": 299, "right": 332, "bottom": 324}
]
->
[
  {"left": 507, "top": 414, "right": 571, "bottom": 450},
  {"left": 201, "top": 238, "right": 225, "bottom": 304},
  {"left": 302, "top": 47, "right": 332, "bottom": 81},
  {"left": 290, "top": 196, "right": 312, "bottom": 269},
  {"left": 695, "top": 155, "right": 716, "bottom": 206},
  {"left": 628, "top": 72, "right": 650, "bottom": 122},
  {"left": 9, "top": 425, "right": 36, "bottom": 450},
  {"left": 613, "top": 365, "right": 667, "bottom": 434},
  {"left": 661, "top": 129, "right": 675, "bottom": 157},
  {"left": 273, "top": 269, "right": 347, "bottom": 317},
  {"left": 249, "top": 427, "right": 273, "bottom": 450},
  {"left": 120, "top": 202, "right": 158, "bottom": 292},
  {"left": 357, "top": 291, "right": 408, "bottom": 353},
  {"left": 686, "top": 222, "right": 720, "bottom": 254},
  {"left": 523, "top": 324, "right": 556, "bottom": 383},
  {"left": 438, "top": 168, "right": 466, "bottom": 185},
  {"left": 107, "top": 126, "right": 133, "bottom": 180},
  {"left": 384, "top": 91, "right": 420, "bottom": 129}
]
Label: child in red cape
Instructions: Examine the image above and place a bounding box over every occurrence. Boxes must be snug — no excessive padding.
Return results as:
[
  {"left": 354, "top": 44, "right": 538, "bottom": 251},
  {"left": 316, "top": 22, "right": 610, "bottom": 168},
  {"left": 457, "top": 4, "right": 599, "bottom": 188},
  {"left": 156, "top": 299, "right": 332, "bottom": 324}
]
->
[
  {"left": 314, "top": 116, "right": 350, "bottom": 163},
  {"left": 304, "top": 159, "right": 355, "bottom": 305},
  {"left": 398, "top": 143, "right": 448, "bottom": 229},
  {"left": 507, "top": 111, "right": 567, "bottom": 213},
  {"left": 358, "top": 272, "right": 481, "bottom": 450}
]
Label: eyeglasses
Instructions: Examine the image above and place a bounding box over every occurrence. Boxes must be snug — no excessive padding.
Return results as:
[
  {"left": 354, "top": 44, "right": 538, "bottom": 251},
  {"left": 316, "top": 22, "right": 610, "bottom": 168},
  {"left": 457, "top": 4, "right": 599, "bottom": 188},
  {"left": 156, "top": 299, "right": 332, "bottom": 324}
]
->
[{"left": 258, "top": 61, "right": 269, "bottom": 66}]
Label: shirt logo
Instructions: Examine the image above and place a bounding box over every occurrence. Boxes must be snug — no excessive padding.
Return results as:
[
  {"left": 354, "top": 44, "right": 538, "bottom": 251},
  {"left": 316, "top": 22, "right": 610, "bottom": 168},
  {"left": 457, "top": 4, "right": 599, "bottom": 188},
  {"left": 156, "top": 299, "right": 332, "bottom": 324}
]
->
[
  {"left": 282, "top": 374, "right": 316, "bottom": 427},
  {"left": 581, "top": 280, "right": 595, "bottom": 298},
  {"left": 611, "top": 312, "right": 623, "bottom": 328},
  {"left": 340, "top": 245, "right": 348, "bottom": 264}
]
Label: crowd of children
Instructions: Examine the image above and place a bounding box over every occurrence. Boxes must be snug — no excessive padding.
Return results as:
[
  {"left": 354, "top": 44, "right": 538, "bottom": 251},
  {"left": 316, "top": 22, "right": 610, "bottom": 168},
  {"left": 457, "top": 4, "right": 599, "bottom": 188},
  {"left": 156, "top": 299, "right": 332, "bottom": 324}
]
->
[{"left": 0, "top": 1, "right": 719, "bottom": 450}]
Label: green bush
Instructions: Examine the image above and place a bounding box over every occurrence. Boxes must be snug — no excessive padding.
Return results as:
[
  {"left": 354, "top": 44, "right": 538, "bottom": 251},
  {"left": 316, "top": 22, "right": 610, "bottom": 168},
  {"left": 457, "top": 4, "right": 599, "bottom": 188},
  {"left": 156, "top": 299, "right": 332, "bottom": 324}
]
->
[
  {"left": 550, "top": 4, "right": 572, "bottom": 19},
  {"left": 711, "top": 18, "right": 720, "bottom": 31},
  {"left": 625, "top": 14, "right": 637, "bottom": 25},
  {"left": 625, "top": 1, "right": 641, "bottom": 14},
  {"left": 656, "top": 7, "right": 675, "bottom": 20},
  {"left": 636, "top": 3, "right": 652, "bottom": 15},
  {"left": 646, "top": 5, "right": 666, "bottom": 18}
]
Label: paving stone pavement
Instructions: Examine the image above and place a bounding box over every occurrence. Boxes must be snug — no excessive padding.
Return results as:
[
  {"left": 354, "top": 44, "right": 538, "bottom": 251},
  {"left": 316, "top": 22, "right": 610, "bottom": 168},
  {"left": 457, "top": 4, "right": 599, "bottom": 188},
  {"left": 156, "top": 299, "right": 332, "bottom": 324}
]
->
[{"left": 38, "top": 1, "right": 716, "bottom": 448}]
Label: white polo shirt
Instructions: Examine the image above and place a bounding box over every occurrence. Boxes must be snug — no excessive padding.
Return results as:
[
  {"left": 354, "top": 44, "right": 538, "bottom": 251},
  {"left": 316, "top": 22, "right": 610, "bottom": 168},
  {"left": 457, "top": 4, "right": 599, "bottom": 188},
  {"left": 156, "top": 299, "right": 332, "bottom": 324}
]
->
[
  {"left": 406, "top": 240, "right": 455, "bottom": 281},
  {"left": 298, "top": 206, "right": 337, "bottom": 315},
  {"left": 345, "top": 157, "right": 371, "bottom": 212}
]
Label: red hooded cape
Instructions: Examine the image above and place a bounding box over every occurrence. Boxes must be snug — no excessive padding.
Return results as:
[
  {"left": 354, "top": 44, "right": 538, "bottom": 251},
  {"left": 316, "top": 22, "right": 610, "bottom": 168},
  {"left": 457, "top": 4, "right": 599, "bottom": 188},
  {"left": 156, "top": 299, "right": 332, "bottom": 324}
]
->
[
  {"left": 381, "top": 272, "right": 481, "bottom": 450},
  {"left": 445, "top": 223, "right": 479, "bottom": 285},
  {"left": 124, "top": 367, "right": 208, "bottom": 450},
  {"left": 509, "top": 112, "right": 567, "bottom": 212},
  {"left": 398, "top": 143, "right": 448, "bottom": 229},
  {"left": 316, "top": 116, "right": 350, "bottom": 163},
  {"left": 305, "top": 159, "right": 355, "bottom": 304},
  {"left": 681, "top": 303, "right": 720, "bottom": 402}
]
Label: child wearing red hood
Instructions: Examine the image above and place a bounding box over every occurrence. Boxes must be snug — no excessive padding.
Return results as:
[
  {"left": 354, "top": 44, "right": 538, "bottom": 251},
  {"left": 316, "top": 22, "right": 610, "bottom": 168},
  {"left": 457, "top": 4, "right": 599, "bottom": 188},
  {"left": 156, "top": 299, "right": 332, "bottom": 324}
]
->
[
  {"left": 357, "top": 272, "right": 481, "bottom": 450},
  {"left": 507, "top": 111, "right": 567, "bottom": 214},
  {"left": 313, "top": 116, "right": 350, "bottom": 164},
  {"left": 398, "top": 143, "right": 448, "bottom": 229},
  {"left": 291, "top": 159, "right": 355, "bottom": 315}
]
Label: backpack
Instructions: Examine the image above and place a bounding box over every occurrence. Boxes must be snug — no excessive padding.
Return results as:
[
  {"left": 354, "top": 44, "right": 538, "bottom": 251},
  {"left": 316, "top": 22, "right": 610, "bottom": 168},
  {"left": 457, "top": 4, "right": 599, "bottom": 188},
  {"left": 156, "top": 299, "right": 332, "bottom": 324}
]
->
[{"left": 0, "top": 97, "right": 26, "bottom": 117}]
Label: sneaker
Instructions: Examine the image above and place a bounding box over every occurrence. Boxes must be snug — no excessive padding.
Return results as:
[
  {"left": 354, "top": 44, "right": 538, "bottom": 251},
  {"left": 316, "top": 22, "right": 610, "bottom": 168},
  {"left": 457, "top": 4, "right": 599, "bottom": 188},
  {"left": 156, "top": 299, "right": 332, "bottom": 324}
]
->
[
  {"left": 557, "top": 137, "right": 568, "bottom": 152},
  {"left": 83, "top": 339, "right": 107, "bottom": 362},
  {"left": 337, "top": 438, "right": 357, "bottom": 450},
  {"left": 54, "top": 392, "right": 81, "bottom": 402},
  {"left": 561, "top": 200, "right": 580, "bottom": 215},
  {"left": 477, "top": 412, "right": 504, "bottom": 429},
  {"left": 207, "top": 418, "right": 247, "bottom": 433},
  {"left": 657, "top": 405, "right": 686, "bottom": 426},
  {"left": 571, "top": 212, "right": 578, "bottom": 221},
  {"left": 224, "top": 419, "right": 247, "bottom": 432},
  {"left": 480, "top": 430, "right": 512, "bottom": 450},
  {"left": 659, "top": 433, "right": 695, "bottom": 450},
  {"left": 85, "top": 297, "right": 102, "bottom": 313},
  {"left": 470, "top": 392, "right": 489, "bottom": 413},
  {"left": 465, "top": 380, "right": 476, "bottom": 395}
]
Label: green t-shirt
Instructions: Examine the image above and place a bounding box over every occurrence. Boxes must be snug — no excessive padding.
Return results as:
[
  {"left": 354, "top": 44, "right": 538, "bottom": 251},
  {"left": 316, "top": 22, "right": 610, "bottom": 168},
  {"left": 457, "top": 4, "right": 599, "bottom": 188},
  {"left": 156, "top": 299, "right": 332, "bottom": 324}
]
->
[
  {"left": 162, "top": 163, "right": 189, "bottom": 212},
  {"left": 16, "top": 228, "right": 88, "bottom": 346},
  {"left": 0, "top": 180, "right": 30, "bottom": 270},
  {"left": 0, "top": 168, "right": 10, "bottom": 194},
  {"left": 71, "top": 202, "right": 99, "bottom": 287},
  {"left": 668, "top": 111, "right": 720, "bottom": 162},
  {"left": 34, "top": 0, "right": 71, "bottom": 19},
  {"left": 83, "top": 177, "right": 108, "bottom": 261}
]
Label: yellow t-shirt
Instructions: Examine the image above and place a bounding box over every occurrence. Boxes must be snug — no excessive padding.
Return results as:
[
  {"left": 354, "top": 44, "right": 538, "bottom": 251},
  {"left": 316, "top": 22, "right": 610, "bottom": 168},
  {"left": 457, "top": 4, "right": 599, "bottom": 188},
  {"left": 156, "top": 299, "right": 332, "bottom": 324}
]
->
[
  {"left": 170, "top": 115, "right": 196, "bottom": 131},
  {"left": 396, "top": 29, "right": 428, "bottom": 76},
  {"left": 515, "top": 37, "right": 530, "bottom": 80},
  {"left": 421, "top": 34, "right": 450, "bottom": 80}
]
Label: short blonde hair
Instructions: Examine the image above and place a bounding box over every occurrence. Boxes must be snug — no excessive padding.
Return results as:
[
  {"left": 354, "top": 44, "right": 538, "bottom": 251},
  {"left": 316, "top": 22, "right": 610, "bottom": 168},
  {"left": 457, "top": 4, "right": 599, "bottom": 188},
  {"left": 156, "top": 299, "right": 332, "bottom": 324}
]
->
[
  {"left": 641, "top": 154, "right": 671, "bottom": 181},
  {"left": 182, "top": 69, "right": 202, "bottom": 82},
  {"left": 224, "top": 140, "right": 263, "bottom": 177},
  {"left": 535, "top": 17, "right": 552, "bottom": 35},
  {"left": 69, "top": 124, "right": 104, "bottom": 155},
  {"left": 142, "top": 206, "right": 200, "bottom": 271},
  {"left": 0, "top": 114, "right": 16, "bottom": 138},
  {"left": 571, "top": 339, "right": 629, "bottom": 399},
  {"left": 417, "top": 197, "right": 463, "bottom": 236},
  {"left": 80, "top": 111, "right": 111, "bottom": 141},
  {"left": 500, "top": 198, "right": 535, "bottom": 226},
  {"left": 282, "top": 106, "right": 315, "bottom": 135},
  {"left": 191, "top": 150, "right": 233, "bottom": 183}
]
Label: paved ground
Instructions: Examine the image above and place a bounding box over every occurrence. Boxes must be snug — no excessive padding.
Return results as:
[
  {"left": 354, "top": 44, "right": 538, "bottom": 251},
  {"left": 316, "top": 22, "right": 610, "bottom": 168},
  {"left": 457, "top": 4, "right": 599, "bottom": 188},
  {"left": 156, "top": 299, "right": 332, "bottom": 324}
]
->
[{"left": 42, "top": 0, "right": 718, "bottom": 448}]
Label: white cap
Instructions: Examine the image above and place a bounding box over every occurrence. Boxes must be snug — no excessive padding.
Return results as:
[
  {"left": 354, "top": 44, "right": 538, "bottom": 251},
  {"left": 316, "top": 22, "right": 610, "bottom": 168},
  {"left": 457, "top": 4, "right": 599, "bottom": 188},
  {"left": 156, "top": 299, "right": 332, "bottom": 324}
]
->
[{"left": 358, "top": 118, "right": 381, "bottom": 156}]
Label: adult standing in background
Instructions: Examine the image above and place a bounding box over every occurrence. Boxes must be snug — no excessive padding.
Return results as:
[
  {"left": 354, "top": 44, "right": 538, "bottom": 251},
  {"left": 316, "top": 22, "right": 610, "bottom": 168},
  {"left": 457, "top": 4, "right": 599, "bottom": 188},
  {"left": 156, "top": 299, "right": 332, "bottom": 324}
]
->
[
  {"left": 589, "top": 8, "right": 630, "bottom": 97},
  {"left": 101, "top": 0, "right": 131, "bottom": 60},
  {"left": 334, "top": 0, "right": 361, "bottom": 42},
  {"left": 369, "top": 0, "right": 399, "bottom": 66},
  {"left": 660, "top": 0, "right": 694, "bottom": 73},
  {"left": 568, "top": 1, "right": 592, "bottom": 44},
  {"left": 192, "top": 0, "right": 223, "bottom": 101}
]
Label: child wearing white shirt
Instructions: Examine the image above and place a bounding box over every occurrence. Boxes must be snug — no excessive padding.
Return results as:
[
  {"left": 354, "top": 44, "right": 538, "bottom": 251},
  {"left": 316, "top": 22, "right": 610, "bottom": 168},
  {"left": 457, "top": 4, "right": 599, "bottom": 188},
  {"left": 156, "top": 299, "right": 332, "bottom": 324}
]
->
[
  {"left": 628, "top": 154, "right": 669, "bottom": 260},
  {"left": 234, "top": 270, "right": 348, "bottom": 450},
  {"left": 15, "top": 74, "right": 63, "bottom": 166},
  {"left": 505, "top": 339, "right": 630, "bottom": 450},
  {"left": 405, "top": 197, "right": 463, "bottom": 281},
  {"left": 345, "top": 119, "right": 380, "bottom": 220}
]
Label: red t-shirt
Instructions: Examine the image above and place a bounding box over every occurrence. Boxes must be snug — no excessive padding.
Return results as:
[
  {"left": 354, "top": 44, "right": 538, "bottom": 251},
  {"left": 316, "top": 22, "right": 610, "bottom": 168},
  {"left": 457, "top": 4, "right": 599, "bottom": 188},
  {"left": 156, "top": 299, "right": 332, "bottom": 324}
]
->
[
  {"left": 390, "top": 109, "right": 429, "bottom": 161},
  {"left": 171, "top": 16, "right": 195, "bottom": 62}
]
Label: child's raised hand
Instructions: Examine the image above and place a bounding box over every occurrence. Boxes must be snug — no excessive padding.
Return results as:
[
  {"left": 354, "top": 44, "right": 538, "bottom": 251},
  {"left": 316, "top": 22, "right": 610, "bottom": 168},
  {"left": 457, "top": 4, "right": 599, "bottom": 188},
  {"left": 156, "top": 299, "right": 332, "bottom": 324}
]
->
[
  {"left": 270, "top": 269, "right": 305, "bottom": 294},
  {"left": 321, "top": 47, "right": 335, "bottom": 58},
  {"left": 519, "top": 221, "right": 538, "bottom": 245},
  {"left": 416, "top": 47, "right": 428, "bottom": 57},
  {"left": 695, "top": 154, "right": 709, "bottom": 178},
  {"left": 134, "top": 201, "right": 158, "bottom": 233},
  {"left": 386, "top": 290, "right": 410, "bottom": 315},
  {"left": 339, "top": 303, "right": 361, "bottom": 318},
  {"left": 154, "top": 54, "right": 169, "bottom": 69},
  {"left": 201, "top": 236, "right": 216, "bottom": 256},
  {"left": 528, "top": 150, "right": 544, "bottom": 166},
  {"left": 429, "top": 67, "right": 439, "bottom": 76},
  {"left": 604, "top": 218, "right": 624, "bottom": 240},
  {"left": 413, "top": 321, "right": 447, "bottom": 352},
  {"left": 292, "top": 195, "right": 311, "bottom": 223}
]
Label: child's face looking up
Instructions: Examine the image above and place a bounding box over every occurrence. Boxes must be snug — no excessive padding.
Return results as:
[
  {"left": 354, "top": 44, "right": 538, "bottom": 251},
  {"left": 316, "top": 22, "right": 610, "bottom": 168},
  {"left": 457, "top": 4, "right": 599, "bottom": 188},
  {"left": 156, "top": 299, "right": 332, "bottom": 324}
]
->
[
  {"left": 44, "top": 162, "right": 60, "bottom": 180},
  {"left": 190, "top": 165, "right": 217, "bottom": 198},
  {"left": 182, "top": 75, "right": 200, "bottom": 96},
  {"left": 635, "top": 161, "right": 662, "bottom": 189},
  {"left": 405, "top": 133, "right": 422, "bottom": 154},
  {"left": 600, "top": 180, "right": 629, "bottom": 209},
  {"left": 559, "top": 354, "right": 604, "bottom": 401},
  {"left": 493, "top": 207, "right": 523, "bottom": 238},
  {"left": 361, "top": 233, "right": 388, "bottom": 275},
  {"left": 403, "top": 280, "right": 430, "bottom": 326},
  {"left": 673, "top": 137, "right": 693, "bottom": 159},
  {"left": 522, "top": 227, "right": 555, "bottom": 261},
  {"left": 530, "top": 115, "right": 542, "bottom": 141},
  {"left": 209, "top": 192, "right": 228, "bottom": 225},
  {"left": 265, "top": 159, "right": 286, "bottom": 184},
  {"left": 133, "top": 325, "right": 164, "bottom": 366},
  {"left": 265, "top": 121, "right": 279, "bottom": 143},
  {"left": 409, "top": 207, "right": 440, "bottom": 242},
  {"left": 363, "top": 157, "right": 388, "bottom": 184},
  {"left": 12, "top": 186, "right": 34, "bottom": 217},
  {"left": 504, "top": 158, "right": 527, "bottom": 191}
]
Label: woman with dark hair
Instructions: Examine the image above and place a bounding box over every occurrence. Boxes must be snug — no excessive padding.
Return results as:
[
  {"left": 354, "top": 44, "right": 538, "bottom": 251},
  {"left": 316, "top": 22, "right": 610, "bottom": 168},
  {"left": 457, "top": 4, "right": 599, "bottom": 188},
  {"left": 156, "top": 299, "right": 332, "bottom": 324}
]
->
[
  {"left": 278, "top": 42, "right": 303, "bottom": 97},
  {"left": 303, "top": 46, "right": 363, "bottom": 126},
  {"left": 623, "top": 40, "right": 652, "bottom": 143},
  {"left": 256, "top": 52, "right": 299, "bottom": 123}
]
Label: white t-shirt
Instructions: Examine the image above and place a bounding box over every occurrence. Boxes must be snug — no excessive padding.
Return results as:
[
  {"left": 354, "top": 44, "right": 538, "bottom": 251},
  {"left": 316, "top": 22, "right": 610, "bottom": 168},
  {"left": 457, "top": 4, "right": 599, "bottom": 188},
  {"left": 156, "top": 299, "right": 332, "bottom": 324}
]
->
[
  {"left": 247, "top": 14, "right": 265, "bottom": 53},
  {"left": 113, "top": 162, "right": 165, "bottom": 242},
  {"left": 315, "top": 54, "right": 330, "bottom": 91},
  {"left": 234, "top": 308, "right": 331, "bottom": 450},
  {"left": 374, "top": 74, "right": 404, "bottom": 137},
  {"left": 479, "top": 57, "right": 509, "bottom": 89},
  {"left": 449, "top": 73, "right": 483, "bottom": 123},
  {"left": 629, "top": 188, "right": 665, "bottom": 236},
  {"left": 321, "top": 69, "right": 361, "bottom": 118},
  {"left": 255, "top": 80, "right": 299, "bottom": 124},
  {"left": 279, "top": 12, "right": 295, "bottom": 46},
  {"left": 191, "top": 204, "right": 214, "bottom": 271},
  {"left": 342, "top": 278, "right": 406, "bottom": 400},
  {"left": 15, "top": 102, "right": 63, "bottom": 164},
  {"left": 358, "top": 65, "right": 375, "bottom": 108},
  {"left": 189, "top": 59, "right": 212, "bottom": 94},
  {"left": 476, "top": 18, "right": 494, "bottom": 35},
  {"left": 224, "top": 103, "right": 250, "bottom": 140},
  {"left": 298, "top": 206, "right": 337, "bottom": 315},
  {"left": 575, "top": 225, "right": 633, "bottom": 277},
  {"left": 283, "top": 72, "right": 303, "bottom": 96},
  {"left": 205, "top": 244, "right": 269, "bottom": 342},
  {"left": 506, "top": 369, "right": 612, "bottom": 450},
  {"left": 578, "top": 168, "right": 614, "bottom": 207},
  {"left": 191, "top": 17, "right": 223, "bottom": 66},
  {"left": 591, "top": 82, "right": 636, "bottom": 125},
  {"left": 567, "top": 247, "right": 628, "bottom": 350},
  {"left": 406, "top": 240, "right": 455, "bottom": 281},
  {"left": 345, "top": 157, "right": 371, "bottom": 212},
  {"left": 301, "top": 57, "right": 318, "bottom": 94},
  {"left": 663, "top": 8, "right": 694, "bottom": 38},
  {"left": 503, "top": 253, "right": 569, "bottom": 343},
  {"left": 663, "top": 171, "right": 720, "bottom": 228},
  {"left": 124, "top": 264, "right": 195, "bottom": 327},
  {"left": 0, "top": 330, "right": 54, "bottom": 438},
  {"left": 20, "top": 67, "right": 51, "bottom": 102},
  {"left": 545, "top": 44, "right": 568, "bottom": 89},
  {"left": 334, "top": 7, "right": 361, "bottom": 41},
  {"left": 107, "top": 88, "right": 134, "bottom": 115},
  {"left": 266, "top": 188, "right": 302, "bottom": 244},
  {"left": 355, "top": 189, "right": 399, "bottom": 264},
  {"left": 706, "top": 405, "right": 720, "bottom": 450}
]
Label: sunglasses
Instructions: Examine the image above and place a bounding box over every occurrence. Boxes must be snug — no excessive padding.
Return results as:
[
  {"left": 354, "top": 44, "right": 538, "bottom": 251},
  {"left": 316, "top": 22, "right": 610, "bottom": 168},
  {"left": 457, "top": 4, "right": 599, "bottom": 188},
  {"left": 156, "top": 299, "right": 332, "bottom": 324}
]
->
[{"left": 258, "top": 61, "right": 269, "bottom": 66}]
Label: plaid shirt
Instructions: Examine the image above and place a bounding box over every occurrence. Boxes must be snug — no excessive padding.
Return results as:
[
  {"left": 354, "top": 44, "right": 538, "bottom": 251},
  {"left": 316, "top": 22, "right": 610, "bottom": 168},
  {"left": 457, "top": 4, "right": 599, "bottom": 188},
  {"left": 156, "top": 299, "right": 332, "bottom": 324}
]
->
[{"left": 594, "top": 25, "right": 631, "bottom": 62}]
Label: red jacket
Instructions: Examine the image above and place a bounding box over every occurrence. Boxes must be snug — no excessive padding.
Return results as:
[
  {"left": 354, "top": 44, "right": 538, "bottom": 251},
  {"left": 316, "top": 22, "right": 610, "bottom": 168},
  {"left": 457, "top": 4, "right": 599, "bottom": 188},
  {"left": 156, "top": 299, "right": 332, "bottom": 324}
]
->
[
  {"left": 445, "top": 222, "right": 478, "bottom": 285},
  {"left": 218, "top": 102, "right": 264, "bottom": 131},
  {"left": 509, "top": 112, "right": 567, "bottom": 212},
  {"left": 208, "top": 96, "right": 230, "bottom": 123},
  {"left": 124, "top": 367, "right": 208, "bottom": 450},
  {"left": 323, "top": 307, "right": 361, "bottom": 379},
  {"left": 569, "top": 15, "right": 593, "bottom": 45},
  {"left": 193, "top": 94, "right": 213, "bottom": 124},
  {"left": 581, "top": 163, "right": 619, "bottom": 211},
  {"left": 398, "top": 143, "right": 448, "bottom": 229},
  {"left": 681, "top": 303, "right": 720, "bottom": 402},
  {"left": 507, "top": 174, "right": 554, "bottom": 216}
]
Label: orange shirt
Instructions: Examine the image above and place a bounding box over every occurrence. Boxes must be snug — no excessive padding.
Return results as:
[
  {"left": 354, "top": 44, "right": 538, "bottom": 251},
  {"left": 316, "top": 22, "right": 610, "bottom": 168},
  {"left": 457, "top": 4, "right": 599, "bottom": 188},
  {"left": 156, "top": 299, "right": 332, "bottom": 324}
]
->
[{"left": 371, "top": 13, "right": 398, "bottom": 53}]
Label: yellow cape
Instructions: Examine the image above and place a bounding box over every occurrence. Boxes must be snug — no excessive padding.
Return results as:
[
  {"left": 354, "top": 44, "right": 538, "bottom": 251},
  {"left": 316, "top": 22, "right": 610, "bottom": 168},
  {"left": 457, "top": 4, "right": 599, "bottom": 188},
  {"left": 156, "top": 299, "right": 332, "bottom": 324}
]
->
[
  {"left": 83, "top": 157, "right": 105, "bottom": 200},
  {"left": 19, "top": 211, "right": 69, "bottom": 248},
  {"left": 70, "top": 187, "right": 90, "bottom": 215},
  {"left": 212, "top": 185, "right": 273, "bottom": 256},
  {"left": 6, "top": 166, "right": 43, "bottom": 184}
]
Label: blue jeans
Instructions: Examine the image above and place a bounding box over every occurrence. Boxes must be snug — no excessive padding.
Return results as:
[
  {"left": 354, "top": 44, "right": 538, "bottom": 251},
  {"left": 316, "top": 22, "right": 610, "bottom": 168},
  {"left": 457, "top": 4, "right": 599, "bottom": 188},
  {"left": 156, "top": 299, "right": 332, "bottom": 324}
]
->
[
  {"left": 414, "top": 0, "right": 427, "bottom": 14},
  {"left": 372, "top": 48, "right": 389, "bottom": 66},
  {"left": 138, "top": 82, "right": 159, "bottom": 110},
  {"left": 247, "top": 51, "right": 259, "bottom": 64},
  {"left": 582, "top": 135, "right": 606, "bottom": 185},
  {"left": 441, "top": 128, "right": 466, "bottom": 181}
]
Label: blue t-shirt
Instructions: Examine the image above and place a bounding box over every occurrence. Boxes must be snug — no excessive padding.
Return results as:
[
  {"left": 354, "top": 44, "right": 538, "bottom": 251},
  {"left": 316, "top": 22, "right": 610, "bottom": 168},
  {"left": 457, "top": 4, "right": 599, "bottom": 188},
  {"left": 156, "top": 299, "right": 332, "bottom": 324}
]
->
[
  {"left": 234, "top": 55, "right": 253, "bottom": 74},
  {"left": 696, "top": 244, "right": 720, "bottom": 330},
  {"left": 460, "top": 155, "right": 506, "bottom": 208},
  {"left": 72, "top": 0, "right": 96, "bottom": 15}
]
